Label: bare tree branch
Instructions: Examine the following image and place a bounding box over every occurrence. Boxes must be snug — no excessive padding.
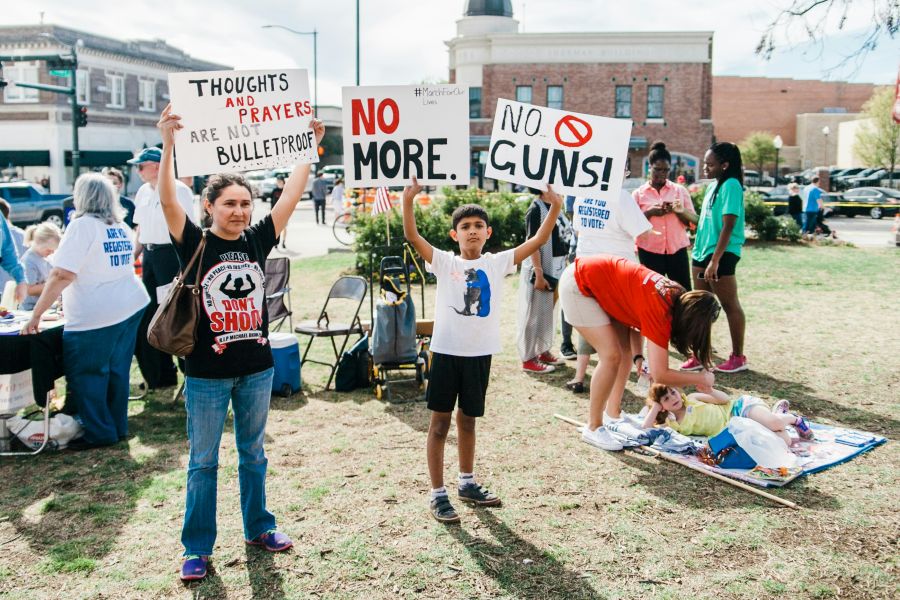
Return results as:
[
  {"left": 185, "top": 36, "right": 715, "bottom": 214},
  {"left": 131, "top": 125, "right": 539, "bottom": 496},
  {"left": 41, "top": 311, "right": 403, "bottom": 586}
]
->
[{"left": 757, "top": 0, "right": 899, "bottom": 77}]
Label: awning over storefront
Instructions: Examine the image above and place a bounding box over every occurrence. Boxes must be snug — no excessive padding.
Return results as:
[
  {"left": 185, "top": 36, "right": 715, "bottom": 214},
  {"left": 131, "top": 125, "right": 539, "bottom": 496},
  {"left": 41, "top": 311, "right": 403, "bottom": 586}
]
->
[
  {"left": 0, "top": 150, "right": 51, "bottom": 167},
  {"left": 65, "top": 150, "right": 135, "bottom": 167},
  {"left": 629, "top": 136, "right": 648, "bottom": 150}
]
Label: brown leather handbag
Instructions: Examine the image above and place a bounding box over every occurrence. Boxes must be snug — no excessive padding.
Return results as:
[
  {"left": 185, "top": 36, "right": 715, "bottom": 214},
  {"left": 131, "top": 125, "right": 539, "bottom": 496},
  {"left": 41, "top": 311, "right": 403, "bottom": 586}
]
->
[{"left": 147, "top": 233, "right": 206, "bottom": 357}]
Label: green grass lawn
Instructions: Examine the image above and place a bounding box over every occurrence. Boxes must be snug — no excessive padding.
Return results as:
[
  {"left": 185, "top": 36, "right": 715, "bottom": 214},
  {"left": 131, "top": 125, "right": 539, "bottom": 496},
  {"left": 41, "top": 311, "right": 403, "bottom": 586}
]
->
[{"left": 0, "top": 243, "right": 897, "bottom": 600}]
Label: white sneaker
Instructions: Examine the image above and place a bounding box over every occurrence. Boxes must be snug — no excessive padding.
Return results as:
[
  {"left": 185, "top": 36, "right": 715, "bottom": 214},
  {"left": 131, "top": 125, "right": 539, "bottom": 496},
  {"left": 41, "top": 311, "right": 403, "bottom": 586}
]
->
[
  {"left": 602, "top": 411, "right": 624, "bottom": 426},
  {"left": 581, "top": 426, "right": 624, "bottom": 451}
]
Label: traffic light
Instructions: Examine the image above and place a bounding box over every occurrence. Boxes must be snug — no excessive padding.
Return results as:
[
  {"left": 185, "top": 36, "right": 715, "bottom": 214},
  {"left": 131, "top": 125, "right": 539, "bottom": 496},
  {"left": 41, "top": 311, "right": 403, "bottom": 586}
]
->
[{"left": 76, "top": 105, "right": 88, "bottom": 127}]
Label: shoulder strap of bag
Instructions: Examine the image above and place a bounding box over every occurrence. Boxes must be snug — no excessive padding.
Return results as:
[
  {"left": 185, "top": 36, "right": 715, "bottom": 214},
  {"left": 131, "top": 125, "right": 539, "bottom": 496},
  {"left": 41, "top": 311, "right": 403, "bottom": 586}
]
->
[{"left": 178, "top": 231, "right": 206, "bottom": 287}]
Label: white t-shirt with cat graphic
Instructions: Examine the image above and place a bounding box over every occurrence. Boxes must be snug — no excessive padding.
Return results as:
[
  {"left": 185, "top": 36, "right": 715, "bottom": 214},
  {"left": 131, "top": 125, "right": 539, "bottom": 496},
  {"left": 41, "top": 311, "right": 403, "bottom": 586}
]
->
[{"left": 426, "top": 246, "right": 516, "bottom": 357}]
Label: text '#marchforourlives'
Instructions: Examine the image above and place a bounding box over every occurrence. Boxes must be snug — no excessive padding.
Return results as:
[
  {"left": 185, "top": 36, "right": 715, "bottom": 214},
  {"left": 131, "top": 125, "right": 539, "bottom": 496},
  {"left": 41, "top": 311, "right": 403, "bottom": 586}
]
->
[{"left": 169, "top": 69, "right": 317, "bottom": 176}]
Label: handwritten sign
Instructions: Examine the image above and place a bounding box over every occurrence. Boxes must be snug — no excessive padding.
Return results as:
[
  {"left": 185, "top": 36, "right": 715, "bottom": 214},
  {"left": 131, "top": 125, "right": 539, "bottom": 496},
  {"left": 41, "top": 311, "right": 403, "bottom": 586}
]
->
[
  {"left": 169, "top": 69, "right": 318, "bottom": 176},
  {"left": 485, "top": 99, "right": 631, "bottom": 200},
  {"left": 341, "top": 85, "right": 469, "bottom": 187}
]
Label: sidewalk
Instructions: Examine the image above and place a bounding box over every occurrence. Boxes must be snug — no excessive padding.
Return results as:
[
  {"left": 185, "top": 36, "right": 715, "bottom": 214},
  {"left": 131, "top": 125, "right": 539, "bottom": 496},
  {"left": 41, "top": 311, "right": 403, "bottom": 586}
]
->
[{"left": 252, "top": 199, "right": 350, "bottom": 260}]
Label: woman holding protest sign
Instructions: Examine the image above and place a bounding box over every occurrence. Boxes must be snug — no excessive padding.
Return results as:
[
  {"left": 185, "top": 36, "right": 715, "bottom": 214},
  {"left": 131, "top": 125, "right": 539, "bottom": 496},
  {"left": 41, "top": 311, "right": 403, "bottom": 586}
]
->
[{"left": 156, "top": 103, "right": 324, "bottom": 581}]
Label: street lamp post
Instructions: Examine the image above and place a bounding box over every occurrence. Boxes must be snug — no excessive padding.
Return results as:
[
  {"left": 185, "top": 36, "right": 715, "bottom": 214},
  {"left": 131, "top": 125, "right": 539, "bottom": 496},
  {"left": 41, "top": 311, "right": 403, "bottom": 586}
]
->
[
  {"left": 773, "top": 134, "right": 783, "bottom": 185},
  {"left": 821, "top": 126, "right": 830, "bottom": 168},
  {"left": 262, "top": 25, "right": 317, "bottom": 117}
]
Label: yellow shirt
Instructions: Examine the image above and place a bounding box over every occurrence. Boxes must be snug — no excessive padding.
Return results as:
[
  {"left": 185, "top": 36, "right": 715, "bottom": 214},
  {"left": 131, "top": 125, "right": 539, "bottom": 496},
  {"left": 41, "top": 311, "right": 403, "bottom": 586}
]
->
[{"left": 667, "top": 396, "right": 735, "bottom": 437}]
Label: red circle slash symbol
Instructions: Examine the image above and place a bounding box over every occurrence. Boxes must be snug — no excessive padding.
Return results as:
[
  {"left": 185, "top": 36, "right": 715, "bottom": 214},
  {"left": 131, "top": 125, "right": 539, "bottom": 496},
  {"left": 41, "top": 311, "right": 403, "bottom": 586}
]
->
[
  {"left": 554, "top": 115, "right": 593, "bottom": 147},
  {"left": 554, "top": 115, "right": 594, "bottom": 148}
]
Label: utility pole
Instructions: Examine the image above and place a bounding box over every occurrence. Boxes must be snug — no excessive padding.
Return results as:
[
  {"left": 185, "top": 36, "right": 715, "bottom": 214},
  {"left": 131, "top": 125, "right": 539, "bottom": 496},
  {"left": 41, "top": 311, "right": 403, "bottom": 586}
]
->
[
  {"left": 1, "top": 50, "right": 80, "bottom": 185},
  {"left": 356, "top": 0, "right": 360, "bottom": 85}
]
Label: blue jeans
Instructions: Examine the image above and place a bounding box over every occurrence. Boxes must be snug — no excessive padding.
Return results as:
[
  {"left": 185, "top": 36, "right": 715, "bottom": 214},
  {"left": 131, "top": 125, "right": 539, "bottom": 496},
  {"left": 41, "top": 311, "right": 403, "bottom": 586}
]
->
[
  {"left": 802, "top": 211, "right": 818, "bottom": 234},
  {"left": 63, "top": 308, "right": 144, "bottom": 445},
  {"left": 181, "top": 367, "right": 276, "bottom": 556}
]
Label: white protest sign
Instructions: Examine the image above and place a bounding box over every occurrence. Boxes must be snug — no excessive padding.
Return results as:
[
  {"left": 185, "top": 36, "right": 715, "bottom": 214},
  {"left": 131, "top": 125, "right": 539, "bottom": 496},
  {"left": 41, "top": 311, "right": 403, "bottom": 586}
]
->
[
  {"left": 485, "top": 99, "right": 632, "bottom": 200},
  {"left": 168, "top": 69, "right": 318, "bottom": 177},
  {"left": 342, "top": 84, "right": 470, "bottom": 187}
]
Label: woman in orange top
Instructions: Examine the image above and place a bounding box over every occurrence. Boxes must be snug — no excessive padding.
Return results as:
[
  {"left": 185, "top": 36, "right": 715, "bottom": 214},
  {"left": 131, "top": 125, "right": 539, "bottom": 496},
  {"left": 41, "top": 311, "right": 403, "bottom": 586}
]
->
[{"left": 557, "top": 255, "right": 720, "bottom": 450}]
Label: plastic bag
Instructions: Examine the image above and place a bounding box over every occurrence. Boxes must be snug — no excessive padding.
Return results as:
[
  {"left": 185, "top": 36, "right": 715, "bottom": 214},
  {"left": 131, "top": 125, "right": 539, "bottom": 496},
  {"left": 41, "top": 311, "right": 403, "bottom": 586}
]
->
[
  {"left": 727, "top": 417, "right": 798, "bottom": 469},
  {"left": 7, "top": 413, "right": 83, "bottom": 451}
]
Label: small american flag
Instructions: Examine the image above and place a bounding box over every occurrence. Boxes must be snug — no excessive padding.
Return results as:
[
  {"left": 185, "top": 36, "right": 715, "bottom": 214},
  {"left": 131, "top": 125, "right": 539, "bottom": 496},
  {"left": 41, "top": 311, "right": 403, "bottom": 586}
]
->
[{"left": 372, "top": 187, "right": 393, "bottom": 215}]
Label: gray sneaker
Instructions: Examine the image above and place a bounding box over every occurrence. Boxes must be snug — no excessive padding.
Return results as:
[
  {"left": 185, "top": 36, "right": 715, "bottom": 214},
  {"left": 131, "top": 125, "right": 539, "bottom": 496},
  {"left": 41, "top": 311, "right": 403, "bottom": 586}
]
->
[
  {"left": 458, "top": 482, "right": 502, "bottom": 507},
  {"left": 430, "top": 495, "right": 460, "bottom": 523}
]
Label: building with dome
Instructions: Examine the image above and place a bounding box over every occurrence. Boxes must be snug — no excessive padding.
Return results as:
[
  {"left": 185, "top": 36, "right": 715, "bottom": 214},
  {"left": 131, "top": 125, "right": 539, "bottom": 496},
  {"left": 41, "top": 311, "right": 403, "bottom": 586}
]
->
[{"left": 447, "top": 1, "right": 714, "bottom": 184}]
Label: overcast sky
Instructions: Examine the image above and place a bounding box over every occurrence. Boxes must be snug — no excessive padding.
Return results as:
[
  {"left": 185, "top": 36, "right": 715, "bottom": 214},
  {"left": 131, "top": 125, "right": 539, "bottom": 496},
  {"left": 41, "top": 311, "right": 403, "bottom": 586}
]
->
[{"left": 6, "top": 0, "right": 897, "bottom": 106}]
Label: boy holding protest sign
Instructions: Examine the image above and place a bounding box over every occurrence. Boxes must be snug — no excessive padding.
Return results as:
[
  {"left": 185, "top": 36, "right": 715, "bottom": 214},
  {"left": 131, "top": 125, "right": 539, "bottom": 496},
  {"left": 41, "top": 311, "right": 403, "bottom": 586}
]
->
[{"left": 402, "top": 178, "right": 562, "bottom": 523}]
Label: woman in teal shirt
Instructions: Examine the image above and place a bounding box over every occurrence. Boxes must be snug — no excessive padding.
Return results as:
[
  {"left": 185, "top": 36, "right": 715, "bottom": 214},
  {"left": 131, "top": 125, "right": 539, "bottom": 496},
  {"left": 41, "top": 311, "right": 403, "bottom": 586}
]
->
[{"left": 682, "top": 142, "right": 748, "bottom": 374}]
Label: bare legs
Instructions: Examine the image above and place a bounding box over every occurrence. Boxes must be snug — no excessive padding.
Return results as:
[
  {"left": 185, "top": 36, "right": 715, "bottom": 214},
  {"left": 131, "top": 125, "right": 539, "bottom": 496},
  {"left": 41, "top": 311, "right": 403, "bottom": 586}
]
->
[
  {"left": 427, "top": 411, "right": 477, "bottom": 489},
  {"left": 692, "top": 269, "right": 746, "bottom": 357}
]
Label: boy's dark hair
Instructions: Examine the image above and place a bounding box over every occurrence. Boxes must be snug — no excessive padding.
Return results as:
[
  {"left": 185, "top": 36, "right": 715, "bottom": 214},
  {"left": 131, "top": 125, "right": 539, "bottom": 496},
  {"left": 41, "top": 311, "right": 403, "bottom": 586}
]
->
[
  {"left": 451, "top": 203, "right": 489, "bottom": 230},
  {"left": 527, "top": 187, "right": 543, "bottom": 196},
  {"left": 0, "top": 198, "right": 10, "bottom": 219}
]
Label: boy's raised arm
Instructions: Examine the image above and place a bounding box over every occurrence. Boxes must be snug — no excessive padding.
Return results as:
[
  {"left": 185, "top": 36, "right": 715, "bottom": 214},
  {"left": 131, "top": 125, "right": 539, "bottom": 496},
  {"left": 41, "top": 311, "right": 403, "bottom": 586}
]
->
[
  {"left": 401, "top": 178, "right": 433, "bottom": 264},
  {"left": 513, "top": 185, "right": 562, "bottom": 265}
]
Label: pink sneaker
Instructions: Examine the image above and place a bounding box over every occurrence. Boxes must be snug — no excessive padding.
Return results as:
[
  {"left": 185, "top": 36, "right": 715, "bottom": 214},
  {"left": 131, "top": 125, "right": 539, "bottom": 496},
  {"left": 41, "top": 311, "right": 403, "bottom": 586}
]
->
[
  {"left": 715, "top": 353, "right": 749, "bottom": 373},
  {"left": 537, "top": 351, "right": 566, "bottom": 366},
  {"left": 679, "top": 356, "right": 703, "bottom": 371},
  {"left": 522, "top": 359, "right": 555, "bottom": 374}
]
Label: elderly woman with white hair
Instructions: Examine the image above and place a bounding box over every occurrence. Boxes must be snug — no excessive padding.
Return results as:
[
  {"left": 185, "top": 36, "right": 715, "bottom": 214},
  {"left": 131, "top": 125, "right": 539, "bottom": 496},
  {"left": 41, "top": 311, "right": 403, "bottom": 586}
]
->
[{"left": 22, "top": 173, "right": 149, "bottom": 450}]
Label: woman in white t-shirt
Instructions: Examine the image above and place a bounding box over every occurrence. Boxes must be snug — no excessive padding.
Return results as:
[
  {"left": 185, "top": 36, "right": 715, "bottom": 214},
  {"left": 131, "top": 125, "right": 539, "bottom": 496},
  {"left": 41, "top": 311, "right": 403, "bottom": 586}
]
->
[
  {"left": 565, "top": 187, "right": 652, "bottom": 407},
  {"left": 22, "top": 174, "right": 150, "bottom": 450}
]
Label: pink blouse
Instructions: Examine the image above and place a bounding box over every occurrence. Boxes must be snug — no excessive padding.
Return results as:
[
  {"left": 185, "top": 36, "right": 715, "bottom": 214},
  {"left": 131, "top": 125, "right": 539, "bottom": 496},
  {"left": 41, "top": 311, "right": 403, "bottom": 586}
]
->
[{"left": 633, "top": 181, "right": 695, "bottom": 255}]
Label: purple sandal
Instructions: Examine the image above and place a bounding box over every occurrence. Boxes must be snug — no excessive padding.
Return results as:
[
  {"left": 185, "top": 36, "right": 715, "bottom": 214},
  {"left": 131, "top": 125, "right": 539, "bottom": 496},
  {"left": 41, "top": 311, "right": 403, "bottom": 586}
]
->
[
  {"left": 246, "top": 529, "right": 293, "bottom": 552},
  {"left": 180, "top": 555, "right": 209, "bottom": 581}
]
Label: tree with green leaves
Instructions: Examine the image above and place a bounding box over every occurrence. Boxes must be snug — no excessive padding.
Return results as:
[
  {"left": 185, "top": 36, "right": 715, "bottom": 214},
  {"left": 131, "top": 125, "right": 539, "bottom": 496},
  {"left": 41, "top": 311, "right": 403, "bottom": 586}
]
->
[
  {"left": 854, "top": 87, "right": 900, "bottom": 188},
  {"left": 739, "top": 132, "right": 778, "bottom": 181}
]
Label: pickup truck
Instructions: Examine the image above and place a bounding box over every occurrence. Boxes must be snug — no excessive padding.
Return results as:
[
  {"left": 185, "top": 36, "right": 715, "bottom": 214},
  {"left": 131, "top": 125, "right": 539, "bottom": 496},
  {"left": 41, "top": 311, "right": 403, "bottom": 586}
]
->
[{"left": 0, "top": 182, "right": 68, "bottom": 228}]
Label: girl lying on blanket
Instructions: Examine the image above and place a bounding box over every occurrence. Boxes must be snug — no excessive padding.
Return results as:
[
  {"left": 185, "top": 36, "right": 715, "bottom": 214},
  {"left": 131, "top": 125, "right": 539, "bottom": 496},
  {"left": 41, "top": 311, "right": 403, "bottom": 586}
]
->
[{"left": 642, "top": 384, "right": 814, "bottom": 446}]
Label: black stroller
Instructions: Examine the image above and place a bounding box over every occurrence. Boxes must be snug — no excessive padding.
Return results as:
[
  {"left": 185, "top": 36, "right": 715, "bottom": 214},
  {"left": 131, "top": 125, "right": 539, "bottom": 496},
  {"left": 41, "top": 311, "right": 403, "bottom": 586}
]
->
[{"left": 370, "top": 256, "right": 430, "bottom": 402}]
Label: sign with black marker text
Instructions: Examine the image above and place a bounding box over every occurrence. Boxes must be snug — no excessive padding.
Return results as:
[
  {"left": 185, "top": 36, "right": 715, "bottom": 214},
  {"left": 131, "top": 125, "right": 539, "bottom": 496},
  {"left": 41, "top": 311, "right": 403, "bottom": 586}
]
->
[
  {"left": 485, "top": 99, "right": 631, "bottom": 200},
  {"left": 341, "top": 85, "right": 469, "bottom": 187},
  {"left": 168, "top": 69, "right": 318, "bottom": 177}
]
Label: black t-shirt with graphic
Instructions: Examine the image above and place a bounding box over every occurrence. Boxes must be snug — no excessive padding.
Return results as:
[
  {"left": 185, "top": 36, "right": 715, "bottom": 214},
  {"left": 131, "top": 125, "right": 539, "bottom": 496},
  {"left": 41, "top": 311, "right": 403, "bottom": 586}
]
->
[{"left": 172, "top": 216, "right": 277, "bottom": 378}]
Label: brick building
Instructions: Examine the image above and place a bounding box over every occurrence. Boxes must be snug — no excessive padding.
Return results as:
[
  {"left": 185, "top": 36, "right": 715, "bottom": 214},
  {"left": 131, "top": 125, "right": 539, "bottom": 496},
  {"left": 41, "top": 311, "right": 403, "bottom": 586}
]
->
[
  {"left": 712, "top": 76, "right": 878, "bottom": 169},
  {"left": 446, "top": 0, "right": 715, "bottom": 184},
  {"left": 0, "top": 25, "right": 228, "bottom": 192}
]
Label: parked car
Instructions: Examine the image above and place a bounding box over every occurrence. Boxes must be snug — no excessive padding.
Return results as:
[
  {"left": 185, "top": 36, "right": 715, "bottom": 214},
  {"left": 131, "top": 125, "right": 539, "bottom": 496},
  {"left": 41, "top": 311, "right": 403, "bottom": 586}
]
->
[
  {"left": 243, "top": 169, "right": 272, "bottom": 200},
  {"left": 262, "top": 167, "right": 316, "bottom": 200},
  {"left": 0, "top": 182, "right": 68, "bottom": 228},
  {"left": 760, "top": 186, "right": 790, "bottom": 215},
  {"left": 836, "top": 187, "right": 900, "bottom": 219},
  {"left": 831, "top": 167, "right": 869, "bottom": 191},
  {"left": 743, "top": 170, "right": 774, "bottom": 187},
  {"left": 845, "top": 169, "right": 886, "bottom": 189}
]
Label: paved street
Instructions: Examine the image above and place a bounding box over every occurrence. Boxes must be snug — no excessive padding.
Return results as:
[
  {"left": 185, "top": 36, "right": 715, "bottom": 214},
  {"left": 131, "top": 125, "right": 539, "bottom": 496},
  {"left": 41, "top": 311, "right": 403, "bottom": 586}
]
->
[{"left": 824, "top": 214, "right": 897, "bottom": 248}]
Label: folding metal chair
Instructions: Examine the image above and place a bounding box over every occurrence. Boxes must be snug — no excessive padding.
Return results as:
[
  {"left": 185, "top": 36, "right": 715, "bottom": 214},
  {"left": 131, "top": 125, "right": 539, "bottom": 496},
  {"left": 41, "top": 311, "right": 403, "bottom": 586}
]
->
[
  {"left": 265, "top": 257, "right": 293, "bottom": 332},
  {"left": 294, "top": 276, "right": 367, "bottom": 390}
]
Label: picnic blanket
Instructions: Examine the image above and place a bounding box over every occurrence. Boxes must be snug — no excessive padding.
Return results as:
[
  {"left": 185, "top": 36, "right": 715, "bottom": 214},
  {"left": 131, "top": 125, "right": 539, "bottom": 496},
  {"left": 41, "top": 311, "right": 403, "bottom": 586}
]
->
[{"left": 607, "top": 417, "right": 887, "bottom": 488}]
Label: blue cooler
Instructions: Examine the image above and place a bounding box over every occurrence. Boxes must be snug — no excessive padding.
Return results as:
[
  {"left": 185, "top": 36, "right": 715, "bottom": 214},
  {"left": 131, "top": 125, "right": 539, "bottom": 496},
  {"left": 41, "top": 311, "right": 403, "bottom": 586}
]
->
[{"left": 269, "top": 332, "right": 301, "bottom": 397}]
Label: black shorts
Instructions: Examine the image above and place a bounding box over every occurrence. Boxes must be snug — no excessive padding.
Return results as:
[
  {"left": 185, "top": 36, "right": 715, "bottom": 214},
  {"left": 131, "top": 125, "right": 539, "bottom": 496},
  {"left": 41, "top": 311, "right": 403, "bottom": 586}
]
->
[
  {"left": 692, "top": 251, "right": 740, "bottom": 278},
  {"left": 425, "top": 353, "right": 492, "bottom": 417}
]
